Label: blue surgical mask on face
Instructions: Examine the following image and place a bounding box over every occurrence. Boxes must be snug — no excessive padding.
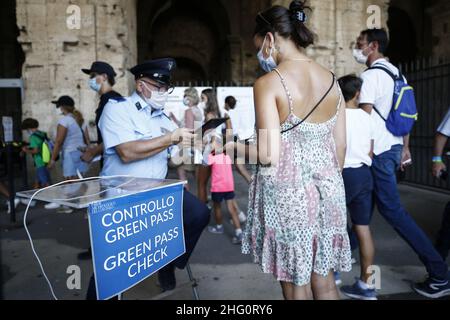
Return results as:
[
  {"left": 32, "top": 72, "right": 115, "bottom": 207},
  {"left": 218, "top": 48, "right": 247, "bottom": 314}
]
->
[
  {"left": 257, "top": 36, "right": 277, "bottom": 73},
  {"left": 89, "top": 78, "right": 101, "bottom": 92}
]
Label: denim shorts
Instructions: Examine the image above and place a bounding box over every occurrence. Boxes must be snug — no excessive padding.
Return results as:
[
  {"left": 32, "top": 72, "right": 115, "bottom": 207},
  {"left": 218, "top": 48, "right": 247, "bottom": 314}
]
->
[
  {"left": 62, "top": 150, "right": 88, "bottom": 178},
  {"left": 212, "top": 191, "right": 235, "bottom": 203},
  {"left": 36, "top": 166, "right": 51, "bottom": 186},
  {"left": 343, "top": 165, "right": 374, "bottom": 226}
]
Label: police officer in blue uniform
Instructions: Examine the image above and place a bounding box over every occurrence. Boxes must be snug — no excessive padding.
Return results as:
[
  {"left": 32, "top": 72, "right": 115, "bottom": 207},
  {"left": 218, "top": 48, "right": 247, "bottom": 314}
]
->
[{"left": 96, "top": 58, "right": 210, "bottom": 295}]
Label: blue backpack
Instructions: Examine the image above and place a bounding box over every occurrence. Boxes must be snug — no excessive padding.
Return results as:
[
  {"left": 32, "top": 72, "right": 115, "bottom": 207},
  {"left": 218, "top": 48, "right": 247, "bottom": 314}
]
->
[{"left": 368, "top": 64, "right": 418, "bottom": 137}]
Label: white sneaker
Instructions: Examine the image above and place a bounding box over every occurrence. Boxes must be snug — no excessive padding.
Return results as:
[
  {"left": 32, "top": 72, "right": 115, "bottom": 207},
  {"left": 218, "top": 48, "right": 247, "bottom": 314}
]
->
[
  {"left": 238, "top": 211, "right": 247, "bottom": 223},
  {"left": 6, "top": 198, "right": 20, "bottom": 214},
  {"left": 57, "top": 206, "right": 73, "bottom": 214},
  {"left": 208, "top": 225, "right": 224, "bottom": 234},
  {"left": 45, "top": 202, "right": 60, "bottom": 210}
]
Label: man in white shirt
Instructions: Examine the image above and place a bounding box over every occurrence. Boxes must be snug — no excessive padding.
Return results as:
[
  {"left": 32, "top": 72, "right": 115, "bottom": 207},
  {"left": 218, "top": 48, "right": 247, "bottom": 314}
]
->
[
  {"left": 432, "top": 108, "right": 450, "bottom": 178},
  {"left": 354, "top": 28, "right": 450, "bottom": 299}
]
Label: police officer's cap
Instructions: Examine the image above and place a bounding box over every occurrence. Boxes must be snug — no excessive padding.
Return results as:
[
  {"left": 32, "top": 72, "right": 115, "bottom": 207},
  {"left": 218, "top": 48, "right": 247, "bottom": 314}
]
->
[
  {"left": 82, "top": 61, "right": 117, "bottom": 78},
  {"left": 129, "top": 58, "right": 177, "bottom": 86},
  {"left": 51, "top": 95, "right": 75, "bottom": 108}
]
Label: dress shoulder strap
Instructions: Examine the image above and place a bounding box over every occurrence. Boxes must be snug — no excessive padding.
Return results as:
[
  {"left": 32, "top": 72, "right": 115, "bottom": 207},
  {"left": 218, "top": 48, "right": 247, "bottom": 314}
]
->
[{"left": 273, "top": 68, "right": 294, "bottom": 115}]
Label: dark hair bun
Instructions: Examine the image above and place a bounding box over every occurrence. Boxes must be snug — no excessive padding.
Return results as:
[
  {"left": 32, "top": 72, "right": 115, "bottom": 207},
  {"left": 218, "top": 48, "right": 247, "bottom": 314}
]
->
[
  {"left": 289, "top": 0, "right": 305, "bottom": 12},
  {"left": 254, "top": 0, "right": 314, "bottom": 49}
]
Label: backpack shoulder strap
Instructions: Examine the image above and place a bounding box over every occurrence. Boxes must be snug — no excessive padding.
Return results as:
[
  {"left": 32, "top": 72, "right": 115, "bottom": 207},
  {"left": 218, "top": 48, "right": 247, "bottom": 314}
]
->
[
  {"left": 31, "top": 131, "right": 46, "bottom": 141},
  {"left": 367, "top": 64, "right": 399, "bottom": 82},
  {"left": 372, "top": 107, "right": 387, "bottom": 122}
]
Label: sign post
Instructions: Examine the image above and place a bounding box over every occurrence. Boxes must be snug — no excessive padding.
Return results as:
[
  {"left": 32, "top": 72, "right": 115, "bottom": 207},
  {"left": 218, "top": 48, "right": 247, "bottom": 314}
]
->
[
  {"left": 88, "top": 183, "right": 186, "bottom": 300},
  {"left": 3, "top": 116, "right": 16, "bottom": 223}
]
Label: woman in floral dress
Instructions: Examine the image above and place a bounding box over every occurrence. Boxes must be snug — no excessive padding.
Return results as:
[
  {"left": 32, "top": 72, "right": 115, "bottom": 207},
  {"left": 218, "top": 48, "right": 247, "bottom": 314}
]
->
[{"left": 229, "top": 1, "right": 352, "bottom": 300}]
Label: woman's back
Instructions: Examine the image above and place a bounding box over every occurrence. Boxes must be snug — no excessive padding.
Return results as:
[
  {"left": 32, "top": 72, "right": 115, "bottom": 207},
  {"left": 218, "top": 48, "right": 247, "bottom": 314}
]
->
[{"left": 271, "top": 61, "right": 341, "bottom": 126}]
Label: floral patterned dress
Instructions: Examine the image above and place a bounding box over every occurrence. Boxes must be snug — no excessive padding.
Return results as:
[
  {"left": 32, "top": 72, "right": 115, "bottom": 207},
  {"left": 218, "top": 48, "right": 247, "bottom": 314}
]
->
[{"left": 242, "top": 69, "right": 352, "bottom": 286}]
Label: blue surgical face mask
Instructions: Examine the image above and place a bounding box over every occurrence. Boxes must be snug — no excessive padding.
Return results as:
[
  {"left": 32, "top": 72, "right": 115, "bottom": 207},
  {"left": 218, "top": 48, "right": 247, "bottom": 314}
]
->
[
  {"left": 89, "top": 77, "right": 101, "bottom": 92},
  {"left": 257, "top": 36, "right": 277, "bottom": 73}
]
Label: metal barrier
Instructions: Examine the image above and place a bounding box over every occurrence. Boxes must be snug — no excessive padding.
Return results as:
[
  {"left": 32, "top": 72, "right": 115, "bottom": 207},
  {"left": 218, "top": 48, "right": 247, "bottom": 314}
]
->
[{"left": 400, "top": 62, "right": 450, "bottom": 190}]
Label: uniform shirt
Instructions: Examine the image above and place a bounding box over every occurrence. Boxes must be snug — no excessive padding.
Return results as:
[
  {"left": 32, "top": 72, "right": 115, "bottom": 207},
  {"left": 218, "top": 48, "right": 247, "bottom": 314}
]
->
[
  {"left": 344, "top": 109, "right": 375, "bottom": 169},
  {"left": 99, "top": 91, "right": 177, "bottom": 179},
  {"left": 437, "top": 108, "right": 450, "bottom": 137},
  {"left": 360, "top": 58, "right": 404, "bottom": 156},
  {"left": 208, "top": 153, "right": 234, "bottom": 193},
  {"left": 96, "top": 90, "right": 122, "bottom": 144},
  {"left": 58, "top": 115, "right": 87, "bottom": 153}
]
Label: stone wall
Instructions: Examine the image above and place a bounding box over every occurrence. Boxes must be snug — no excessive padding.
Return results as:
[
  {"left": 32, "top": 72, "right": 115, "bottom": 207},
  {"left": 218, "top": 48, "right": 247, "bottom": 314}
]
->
[
  {"left": 273, "top": 0, "right": 389, "bottom": 76},
  {"left": 16, "top": 0, "right": 137, "bottom": 141},
  {"left": 15, "top": 0, "right": 393, "bottom": 139},
  {"left": 427, "top": 0, "right": 450, "bottom": 64}
]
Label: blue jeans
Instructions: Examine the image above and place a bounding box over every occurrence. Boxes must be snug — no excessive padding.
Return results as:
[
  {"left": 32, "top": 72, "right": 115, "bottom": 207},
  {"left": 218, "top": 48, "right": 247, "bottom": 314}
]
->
[
  {"left": 372, "top": 144, "right": 448, "bottom": 280},
  {"left": 36, "top": 166, "right": 51, "bottom": 186}
]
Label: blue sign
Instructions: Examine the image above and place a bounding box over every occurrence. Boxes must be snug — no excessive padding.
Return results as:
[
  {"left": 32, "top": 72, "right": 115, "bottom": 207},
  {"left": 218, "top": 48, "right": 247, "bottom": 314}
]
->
[{"left": 88, "top": 184, "right": 185, "bottom": 300}]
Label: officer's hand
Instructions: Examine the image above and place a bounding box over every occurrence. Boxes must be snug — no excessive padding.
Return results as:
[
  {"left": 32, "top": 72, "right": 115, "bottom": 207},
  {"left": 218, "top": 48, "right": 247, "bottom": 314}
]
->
[{"left": 172, "top": 128, "right": 196, "bottom": 148}]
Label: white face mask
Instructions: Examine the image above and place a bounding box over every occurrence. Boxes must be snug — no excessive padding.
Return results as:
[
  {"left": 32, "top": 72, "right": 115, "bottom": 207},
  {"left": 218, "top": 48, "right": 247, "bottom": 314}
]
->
[
  {"left": 198, "top": 101, "right": 206, "bottom": 110},
  {"left": 141, "top": 81, "right": 169, "bottom": 110},
  {"left": 183, "top": 97, "right": 190, "bottom": 106},
  {"left": 257, "top": 36, "right": 277, "bottom": 73},
  {"left": 352, "top": 45, "right": 371, "bottom": 65}
]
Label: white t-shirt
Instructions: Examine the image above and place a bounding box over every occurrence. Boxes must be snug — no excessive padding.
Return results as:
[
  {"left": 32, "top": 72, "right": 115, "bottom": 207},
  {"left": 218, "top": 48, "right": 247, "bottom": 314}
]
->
[
  {"left": 344, "top": 109, "right": 375, "bottom": 169},
  {"left": 437, "top": 108, "right": 450, "bottom": 137},
  {"left": 360, "top": 58, "right": 404, "bottom": 155},
  {"left": 224, "top": 109, "right": 238, "bottom": 136},
  {"left": 58, "top": 115, "right": 87, "bottom": 152}
]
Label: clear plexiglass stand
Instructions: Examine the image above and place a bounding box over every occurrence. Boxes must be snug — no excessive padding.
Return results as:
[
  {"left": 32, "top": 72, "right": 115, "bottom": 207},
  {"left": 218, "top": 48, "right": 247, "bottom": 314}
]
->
[
  {"left": 17, "top": 176, "right": 185, "bottom": 209},
  {"left": 16, "top": 176, "right": 200, "bottom": 300}
]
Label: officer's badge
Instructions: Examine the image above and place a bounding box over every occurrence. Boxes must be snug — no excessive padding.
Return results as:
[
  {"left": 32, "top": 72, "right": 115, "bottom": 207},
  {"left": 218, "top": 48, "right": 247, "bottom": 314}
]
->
[{"left": 135, "top": 102, "right": 142, "bottom": 111}]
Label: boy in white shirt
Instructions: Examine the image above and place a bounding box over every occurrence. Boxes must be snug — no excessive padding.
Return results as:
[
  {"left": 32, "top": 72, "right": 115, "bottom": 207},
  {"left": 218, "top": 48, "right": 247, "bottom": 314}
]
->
[{"left": 338, "top": 75, "right": 377, "bottom": 300}]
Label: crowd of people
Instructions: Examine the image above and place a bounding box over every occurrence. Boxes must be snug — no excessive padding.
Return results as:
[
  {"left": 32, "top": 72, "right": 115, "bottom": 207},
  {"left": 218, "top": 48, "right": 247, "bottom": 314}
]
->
[{"left": 2, "top": 0, "right": 450, "bottom": 301}]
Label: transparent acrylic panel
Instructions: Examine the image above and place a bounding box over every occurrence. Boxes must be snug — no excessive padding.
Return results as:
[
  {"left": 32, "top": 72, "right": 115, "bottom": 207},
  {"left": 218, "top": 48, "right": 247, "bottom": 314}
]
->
[{"left": 16, "top": 176, "right": 186, "bottom": 209}]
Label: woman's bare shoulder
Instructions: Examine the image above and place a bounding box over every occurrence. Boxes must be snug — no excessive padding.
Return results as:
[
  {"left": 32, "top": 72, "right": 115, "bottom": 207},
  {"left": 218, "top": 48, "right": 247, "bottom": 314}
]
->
[{"left": 254, "top": 71, "right": 281, "bottom": 92}]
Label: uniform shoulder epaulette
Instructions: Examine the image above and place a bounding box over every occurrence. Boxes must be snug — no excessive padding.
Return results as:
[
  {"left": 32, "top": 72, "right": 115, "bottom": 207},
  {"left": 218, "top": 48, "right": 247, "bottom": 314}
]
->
[{"left": 109, "top": 97, "right": 127, "bottom": 103}]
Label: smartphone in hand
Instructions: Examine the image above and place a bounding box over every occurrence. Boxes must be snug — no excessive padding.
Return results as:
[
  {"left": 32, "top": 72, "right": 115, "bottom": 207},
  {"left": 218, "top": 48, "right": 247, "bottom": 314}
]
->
[{"left": 402, "top": 159, "right": 412, "bottom": 166}]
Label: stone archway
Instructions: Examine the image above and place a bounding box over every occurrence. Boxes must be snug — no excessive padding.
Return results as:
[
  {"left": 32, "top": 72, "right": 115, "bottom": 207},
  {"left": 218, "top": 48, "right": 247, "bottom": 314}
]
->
[{"left": 137, "top": 0, "right": 232, "bottom": 83}]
